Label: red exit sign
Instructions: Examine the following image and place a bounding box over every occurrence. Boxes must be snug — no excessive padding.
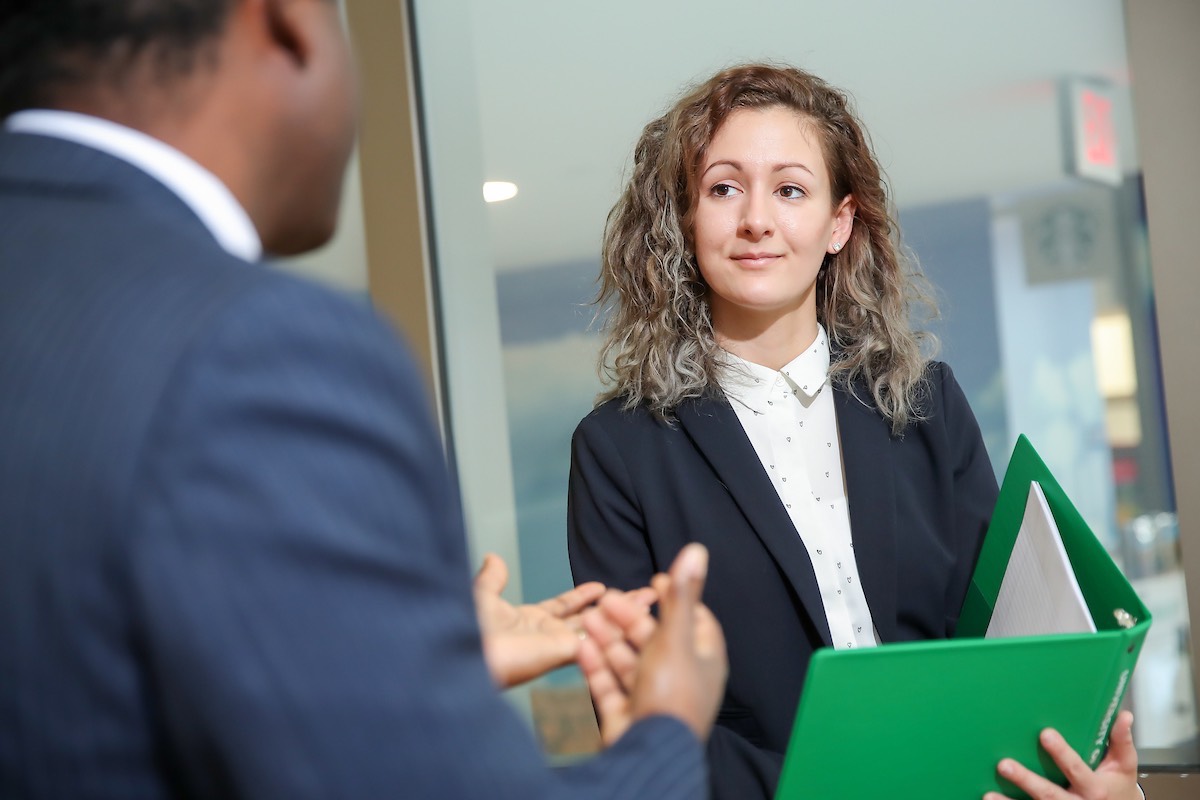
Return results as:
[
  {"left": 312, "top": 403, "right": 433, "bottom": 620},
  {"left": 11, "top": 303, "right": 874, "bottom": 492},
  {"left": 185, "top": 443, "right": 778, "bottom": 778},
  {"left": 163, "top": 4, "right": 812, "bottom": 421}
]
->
[{"left": 1061, "top": 79, "right": 1122, "bottom": 186}]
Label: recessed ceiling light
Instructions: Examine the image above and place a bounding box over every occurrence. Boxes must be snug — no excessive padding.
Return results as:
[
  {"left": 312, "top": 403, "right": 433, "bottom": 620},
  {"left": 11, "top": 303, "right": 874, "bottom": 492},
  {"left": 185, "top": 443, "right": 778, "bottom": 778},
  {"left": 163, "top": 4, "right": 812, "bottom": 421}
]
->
[{"left": 483, "top": 181, "right": 518, "bottom": 203}]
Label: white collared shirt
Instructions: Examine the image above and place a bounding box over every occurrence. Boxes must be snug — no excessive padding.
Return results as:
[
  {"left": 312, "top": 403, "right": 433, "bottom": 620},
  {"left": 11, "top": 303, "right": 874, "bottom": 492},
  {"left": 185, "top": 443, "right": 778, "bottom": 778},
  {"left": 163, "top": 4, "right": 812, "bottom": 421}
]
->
[
  {"left": 719, "top": 326, "right": 878, "bottom": 650},
  {"left": 4, "top": 110, "right": 262, "bottom": 262}
]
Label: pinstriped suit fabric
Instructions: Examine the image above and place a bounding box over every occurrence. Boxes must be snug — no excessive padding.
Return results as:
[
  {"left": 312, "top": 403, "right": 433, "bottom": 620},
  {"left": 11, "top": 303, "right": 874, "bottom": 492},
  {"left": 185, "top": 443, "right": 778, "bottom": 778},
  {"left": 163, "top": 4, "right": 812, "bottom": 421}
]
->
[{"left": 0, "top": 132, "right": 705, "bottom": 800}]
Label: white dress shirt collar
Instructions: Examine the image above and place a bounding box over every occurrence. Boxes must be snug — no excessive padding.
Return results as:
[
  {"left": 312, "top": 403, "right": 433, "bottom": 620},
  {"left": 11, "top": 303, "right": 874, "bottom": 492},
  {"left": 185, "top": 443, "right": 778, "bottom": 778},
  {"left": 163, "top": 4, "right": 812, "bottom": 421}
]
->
[
  {"left": 721, "top": 326, "right": 832, "bottom": 414},
  {"left": 5, "top": 109, "right": 262, "bottom": 262}
]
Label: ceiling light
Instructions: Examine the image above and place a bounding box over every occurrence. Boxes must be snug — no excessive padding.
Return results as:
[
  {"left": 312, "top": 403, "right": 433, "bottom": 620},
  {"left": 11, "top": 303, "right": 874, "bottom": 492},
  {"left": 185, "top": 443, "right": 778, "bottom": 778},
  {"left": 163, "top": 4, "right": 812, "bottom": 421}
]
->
[{"left": 483, "top": 181, "right": 518, "bottom": 203}]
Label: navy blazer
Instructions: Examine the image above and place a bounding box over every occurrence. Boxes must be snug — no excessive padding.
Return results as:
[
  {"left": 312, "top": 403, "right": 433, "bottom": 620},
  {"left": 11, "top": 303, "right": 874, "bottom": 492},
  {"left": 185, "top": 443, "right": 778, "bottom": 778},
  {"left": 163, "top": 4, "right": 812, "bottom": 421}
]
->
[
  {"left": 569, "top": 362, "right": 998, "bottom": 799},
  {"left": 0, "top": 130, "right": 704, "bottom": 799}
]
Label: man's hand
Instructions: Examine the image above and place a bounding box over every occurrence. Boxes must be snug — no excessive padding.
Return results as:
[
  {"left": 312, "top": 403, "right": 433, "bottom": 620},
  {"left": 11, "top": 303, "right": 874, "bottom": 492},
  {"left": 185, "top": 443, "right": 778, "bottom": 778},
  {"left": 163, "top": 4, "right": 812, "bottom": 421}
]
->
[
  {"left": 985, "top": 710, "right": 1140, "bottom": 800},
  {"left": 578, "top": 586, "right": 658, "bottom": 745},
  {"left": 473, "top": 553, "right": 605, "bottom": 688},
  {"left": 580, "top": 544, "right": 727, "bottom": 744}
]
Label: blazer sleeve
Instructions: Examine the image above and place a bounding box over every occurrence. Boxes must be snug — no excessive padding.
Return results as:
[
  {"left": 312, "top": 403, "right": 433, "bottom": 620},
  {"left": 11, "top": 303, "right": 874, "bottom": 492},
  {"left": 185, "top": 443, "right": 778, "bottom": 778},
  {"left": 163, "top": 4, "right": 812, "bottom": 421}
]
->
[
  {"left": 125, "top": 279, "right": 704, "bottom": 800},
  {"left": 569, "top": 411, "right": 783, "bottom": 800},
  {"left": 568, "top": 410, "right": 659, "bottom": 590},
  {"left": 935, "top": 362, "right": 1000, "bottom": 630}
]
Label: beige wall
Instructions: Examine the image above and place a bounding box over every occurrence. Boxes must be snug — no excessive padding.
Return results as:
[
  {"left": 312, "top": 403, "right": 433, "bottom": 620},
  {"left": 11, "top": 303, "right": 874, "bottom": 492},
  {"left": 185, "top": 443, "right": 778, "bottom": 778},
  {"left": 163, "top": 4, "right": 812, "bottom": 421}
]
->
[
  {"left": 1125, "top": 0, "right": 1200, "bottom": 731},
  {"left": 345, "top": 0, "right": 439, "bottom": 404}
]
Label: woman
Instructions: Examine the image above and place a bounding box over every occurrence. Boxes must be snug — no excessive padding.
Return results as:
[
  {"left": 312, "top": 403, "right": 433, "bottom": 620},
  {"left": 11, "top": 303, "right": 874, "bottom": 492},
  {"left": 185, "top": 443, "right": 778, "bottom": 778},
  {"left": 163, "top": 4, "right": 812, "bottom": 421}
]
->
[{"left": 567, "top": 64, "right": 1139, "bottom": 800}]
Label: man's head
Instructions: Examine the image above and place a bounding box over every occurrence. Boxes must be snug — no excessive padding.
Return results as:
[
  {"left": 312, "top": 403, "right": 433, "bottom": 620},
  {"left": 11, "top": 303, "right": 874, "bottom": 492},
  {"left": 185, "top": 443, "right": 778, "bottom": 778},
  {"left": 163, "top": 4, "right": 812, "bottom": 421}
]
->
[
  {"left": 0, "top": 0, "right": 358, "bottom": 256},
  {"left": 0, "top": 0, "right": 234, "bottom": 117}
]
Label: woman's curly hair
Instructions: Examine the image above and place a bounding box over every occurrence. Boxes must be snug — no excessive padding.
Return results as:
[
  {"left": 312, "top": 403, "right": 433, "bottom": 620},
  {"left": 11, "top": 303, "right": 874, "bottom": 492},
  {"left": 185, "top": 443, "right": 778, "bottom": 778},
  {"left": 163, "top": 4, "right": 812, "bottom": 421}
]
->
[{"left": 597, "top": 63, "right": 937, "bottom": 434}]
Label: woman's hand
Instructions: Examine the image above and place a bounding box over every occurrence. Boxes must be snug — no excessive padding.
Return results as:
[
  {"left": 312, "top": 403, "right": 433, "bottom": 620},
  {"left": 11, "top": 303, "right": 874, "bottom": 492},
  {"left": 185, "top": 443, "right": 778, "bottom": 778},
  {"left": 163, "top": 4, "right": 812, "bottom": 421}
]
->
[{"left": 984, "top": 711, "right": 1140, "bottom": 800}]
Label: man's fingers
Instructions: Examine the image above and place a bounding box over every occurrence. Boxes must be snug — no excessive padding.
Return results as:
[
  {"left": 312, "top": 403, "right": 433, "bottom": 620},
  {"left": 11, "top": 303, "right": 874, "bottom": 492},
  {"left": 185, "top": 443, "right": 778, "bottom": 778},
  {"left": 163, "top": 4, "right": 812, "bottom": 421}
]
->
[
  {"left": 578, "top": 637, "right": 618, "bottom": 697},
  {"left": 583, "top": 602, "right": 651, "bottom": 687},
  {"left": 626, "top": 586, "right": 658, "bottom": 608},
  {"left": 581, "top": 607, "right": 621, "bottom": 647},
  {"left": 538, "top": 581, "right": 605, "bottom": 619},
  {"left": 578, "top": 638, "right": 632, "bottom": 746},
  {"left": 579, "top": 637, "right": 623, "bottom": 707},
  {"left": 601, "top": 640, "right": 640, "bottom": 693},
  {"left": 597, "top": 591, "right": 657, "bottom": 649},
  {"left": 473, "top": 552, "right": 508, "bottom": 596},
  {"left": 650, "top": 572, "right": 669, "bottom": 603}
]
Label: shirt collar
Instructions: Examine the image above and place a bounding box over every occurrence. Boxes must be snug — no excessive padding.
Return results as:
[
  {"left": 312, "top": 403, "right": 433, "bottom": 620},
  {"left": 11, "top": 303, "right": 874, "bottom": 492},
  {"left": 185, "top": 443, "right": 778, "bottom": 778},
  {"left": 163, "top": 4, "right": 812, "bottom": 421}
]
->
[
  {"left": 719, "top": 326, "right": 832, "bottom": 415},
  {"left": 5, "top": 110, "right": 262, "bottom": 262}
]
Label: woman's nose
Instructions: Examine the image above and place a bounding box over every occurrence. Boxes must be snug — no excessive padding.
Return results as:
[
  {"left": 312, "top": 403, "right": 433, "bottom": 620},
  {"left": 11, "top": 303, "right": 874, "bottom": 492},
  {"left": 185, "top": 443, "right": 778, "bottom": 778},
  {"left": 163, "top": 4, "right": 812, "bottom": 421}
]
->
[{"left": 740, "top": 192, "right": 772, "bottom": 238}]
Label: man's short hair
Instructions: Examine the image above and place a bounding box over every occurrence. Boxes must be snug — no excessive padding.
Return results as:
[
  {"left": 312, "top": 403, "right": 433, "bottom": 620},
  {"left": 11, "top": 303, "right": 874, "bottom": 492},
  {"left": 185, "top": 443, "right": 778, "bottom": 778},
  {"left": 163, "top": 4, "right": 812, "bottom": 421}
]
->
[{"left": 0, "top": 0, "right": 235, "bottom": 117}]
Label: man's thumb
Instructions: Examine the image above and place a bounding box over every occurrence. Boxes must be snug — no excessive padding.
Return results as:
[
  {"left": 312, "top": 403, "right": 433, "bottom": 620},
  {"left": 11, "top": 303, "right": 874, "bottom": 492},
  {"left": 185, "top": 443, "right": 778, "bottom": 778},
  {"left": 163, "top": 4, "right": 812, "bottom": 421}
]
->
[{"left": 661, "top": 544, "right": 708, "bottom": 633}]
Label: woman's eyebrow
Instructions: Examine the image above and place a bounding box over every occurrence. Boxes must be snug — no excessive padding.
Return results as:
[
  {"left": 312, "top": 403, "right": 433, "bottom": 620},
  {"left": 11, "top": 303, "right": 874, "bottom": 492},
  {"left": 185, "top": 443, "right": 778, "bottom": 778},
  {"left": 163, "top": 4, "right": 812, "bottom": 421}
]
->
[
  {"left": 700, "top": 159, "right": 815, "bottom": 178},
  {"left": 700, "top": 159, "right": 741, "bottom": 178}
]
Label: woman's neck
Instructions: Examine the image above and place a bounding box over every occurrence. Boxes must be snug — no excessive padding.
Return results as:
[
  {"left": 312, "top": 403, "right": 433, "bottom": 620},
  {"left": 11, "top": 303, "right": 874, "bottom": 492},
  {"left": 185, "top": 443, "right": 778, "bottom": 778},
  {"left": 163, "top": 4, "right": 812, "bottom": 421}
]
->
[{"left": 714, "top": 312, "right": 820, "bottom": 371}]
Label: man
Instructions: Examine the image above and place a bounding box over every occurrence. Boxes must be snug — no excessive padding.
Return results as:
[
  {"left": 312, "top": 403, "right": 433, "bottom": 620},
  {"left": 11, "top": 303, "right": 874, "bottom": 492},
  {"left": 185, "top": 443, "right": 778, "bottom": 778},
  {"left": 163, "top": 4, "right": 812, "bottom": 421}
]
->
[{"left": 0, "top": 1, "right": 726, "bottom": 797}]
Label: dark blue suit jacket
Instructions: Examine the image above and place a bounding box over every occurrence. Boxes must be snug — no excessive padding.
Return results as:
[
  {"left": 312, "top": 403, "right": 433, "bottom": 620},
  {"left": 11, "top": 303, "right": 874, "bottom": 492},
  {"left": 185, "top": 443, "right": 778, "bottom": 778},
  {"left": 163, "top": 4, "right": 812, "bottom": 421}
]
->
[
  {"left": 568, "top": 364, "right": 999, "bottom": 799},
  {"left": 0, "top": 130, "right": 704, "bottom": 799}
]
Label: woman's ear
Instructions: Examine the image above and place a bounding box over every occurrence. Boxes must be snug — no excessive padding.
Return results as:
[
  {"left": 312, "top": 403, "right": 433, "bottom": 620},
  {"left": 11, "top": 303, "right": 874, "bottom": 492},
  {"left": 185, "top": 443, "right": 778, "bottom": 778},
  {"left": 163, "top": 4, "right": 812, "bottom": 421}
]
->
[{"left": 829, "top": 194, "right": 857, "bottom": 254}]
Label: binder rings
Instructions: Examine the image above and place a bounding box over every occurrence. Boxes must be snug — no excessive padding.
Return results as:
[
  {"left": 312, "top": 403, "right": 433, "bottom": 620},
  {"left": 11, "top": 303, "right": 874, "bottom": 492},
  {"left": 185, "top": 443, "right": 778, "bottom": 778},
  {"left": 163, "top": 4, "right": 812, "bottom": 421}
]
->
[{"left": 774, "top": 435, "right": 1152, "bottom": 799}]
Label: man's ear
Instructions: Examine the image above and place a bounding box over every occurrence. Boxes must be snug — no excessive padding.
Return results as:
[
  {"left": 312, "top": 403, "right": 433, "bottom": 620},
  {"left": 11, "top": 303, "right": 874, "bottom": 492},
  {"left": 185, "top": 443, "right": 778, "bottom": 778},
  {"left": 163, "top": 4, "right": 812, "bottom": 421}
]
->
[{"left": 262, "top": 0, "right": 312, "bottom": 68}]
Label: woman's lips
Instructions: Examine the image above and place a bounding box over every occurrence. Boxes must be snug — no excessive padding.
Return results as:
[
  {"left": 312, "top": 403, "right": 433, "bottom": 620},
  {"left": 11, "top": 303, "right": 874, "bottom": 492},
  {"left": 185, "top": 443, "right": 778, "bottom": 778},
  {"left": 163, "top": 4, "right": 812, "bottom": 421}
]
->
[{"left": 731, "top": 253, "right": 780, "bottom": 267}]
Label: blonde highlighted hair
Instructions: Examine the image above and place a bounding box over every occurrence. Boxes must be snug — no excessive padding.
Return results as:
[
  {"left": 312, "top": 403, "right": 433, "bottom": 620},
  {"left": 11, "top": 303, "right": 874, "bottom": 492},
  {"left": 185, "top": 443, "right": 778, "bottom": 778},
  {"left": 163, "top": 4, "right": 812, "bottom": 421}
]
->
[{"left": 597, "top": 63, "right": 936, "bottom": 434}]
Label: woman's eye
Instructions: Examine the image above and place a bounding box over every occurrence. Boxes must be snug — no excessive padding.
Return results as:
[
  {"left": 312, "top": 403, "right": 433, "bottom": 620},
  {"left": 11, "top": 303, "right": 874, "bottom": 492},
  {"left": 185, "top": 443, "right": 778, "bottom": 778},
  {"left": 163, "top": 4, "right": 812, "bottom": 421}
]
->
[
  {"left": 710, "top": 183, "right": 740, "bottom": 197},
  {"left": 778, "top": 185, "right": 806, "bottom": 199}
]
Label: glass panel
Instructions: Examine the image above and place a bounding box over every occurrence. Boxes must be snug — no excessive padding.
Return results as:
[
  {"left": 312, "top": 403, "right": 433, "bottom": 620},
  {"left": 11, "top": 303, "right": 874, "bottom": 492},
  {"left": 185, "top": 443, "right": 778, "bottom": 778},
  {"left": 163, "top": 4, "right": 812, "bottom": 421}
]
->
[{"left": 410, "top": 0, "right": 1195, "bottom": 755}]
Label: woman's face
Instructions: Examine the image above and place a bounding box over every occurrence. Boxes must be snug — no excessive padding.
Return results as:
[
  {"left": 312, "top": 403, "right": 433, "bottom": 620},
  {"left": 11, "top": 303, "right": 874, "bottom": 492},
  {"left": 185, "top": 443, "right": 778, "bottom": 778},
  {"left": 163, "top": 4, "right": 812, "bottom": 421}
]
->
[{"left": 692, "top": 106, "right": 854, "bottom": 339}]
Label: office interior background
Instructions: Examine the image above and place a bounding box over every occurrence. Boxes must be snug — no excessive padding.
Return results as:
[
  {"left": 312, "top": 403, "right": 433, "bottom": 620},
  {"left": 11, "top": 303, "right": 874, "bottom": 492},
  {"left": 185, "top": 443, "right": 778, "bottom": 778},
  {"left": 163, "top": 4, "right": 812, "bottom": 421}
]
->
[{"left": 282, "top": 0, "right": 1200, "bottom": 773}]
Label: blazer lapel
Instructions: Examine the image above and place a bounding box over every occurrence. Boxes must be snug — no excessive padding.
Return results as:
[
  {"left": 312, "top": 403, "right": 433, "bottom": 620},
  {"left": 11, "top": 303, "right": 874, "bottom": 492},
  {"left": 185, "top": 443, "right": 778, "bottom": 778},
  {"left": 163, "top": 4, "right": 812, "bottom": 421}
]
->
[
  {"left": 834, "top": 385, "right": 899, "bottom": 642},
  {"left": 677, "top": 396, "right": 834, "bottom": 647}
]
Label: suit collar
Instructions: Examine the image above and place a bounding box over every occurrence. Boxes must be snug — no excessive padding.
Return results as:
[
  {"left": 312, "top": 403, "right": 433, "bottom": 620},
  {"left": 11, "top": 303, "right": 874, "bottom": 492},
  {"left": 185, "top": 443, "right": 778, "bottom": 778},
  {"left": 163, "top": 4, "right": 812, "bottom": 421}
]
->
[
  {"left": 676, "top": 394, "right": 834, "bottom": 648},
  {"left": 0, "top": 127, "right": 256, "bottom": 261},
  {"left": 833, "top": 384, "right": 899, "bottom": 642}
]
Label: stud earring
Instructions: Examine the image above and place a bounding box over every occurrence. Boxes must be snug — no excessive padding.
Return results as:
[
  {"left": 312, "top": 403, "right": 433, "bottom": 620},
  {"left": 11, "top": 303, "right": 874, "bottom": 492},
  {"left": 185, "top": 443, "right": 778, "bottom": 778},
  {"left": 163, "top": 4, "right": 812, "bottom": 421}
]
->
[{"left": 832, "top": 242, "right": 842, "bottom": 252}]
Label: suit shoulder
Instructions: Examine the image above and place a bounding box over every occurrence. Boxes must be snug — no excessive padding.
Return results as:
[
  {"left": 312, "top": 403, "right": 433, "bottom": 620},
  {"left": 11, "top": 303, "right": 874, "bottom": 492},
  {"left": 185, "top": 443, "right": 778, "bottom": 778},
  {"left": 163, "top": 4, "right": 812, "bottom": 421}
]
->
[
  {"left": 920, "top": 359, "right": 952, "bottom": 384},
  {"left": 183, "top": 268, "right": 419, "bottom": 389},
  {"left": 576, "top": 396, "right": 667, "bottom": 437},
  {"left": 921, "top": 360, "right": 969, "bottom": 408}
]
